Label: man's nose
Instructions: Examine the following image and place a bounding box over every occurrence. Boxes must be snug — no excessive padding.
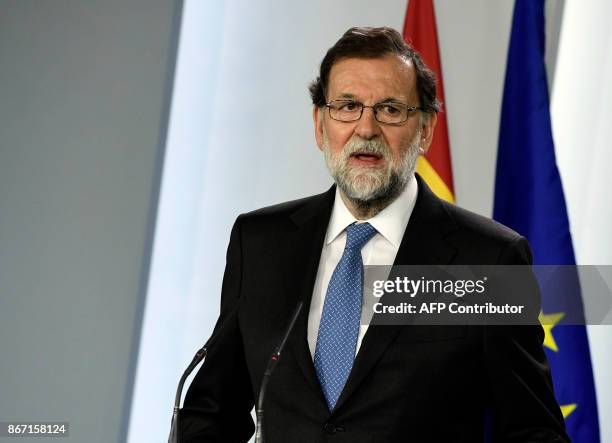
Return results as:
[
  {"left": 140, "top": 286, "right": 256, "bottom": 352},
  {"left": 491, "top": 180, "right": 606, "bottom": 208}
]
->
[{"left": 354, "top": 107, "right": 382, "bottom": 140}]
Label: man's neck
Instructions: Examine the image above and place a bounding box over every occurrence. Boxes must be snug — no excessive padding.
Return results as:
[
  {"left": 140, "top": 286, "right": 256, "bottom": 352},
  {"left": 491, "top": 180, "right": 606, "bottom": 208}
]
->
[{"left": 339, "top": 189, "right": 403, "bottom": 220}]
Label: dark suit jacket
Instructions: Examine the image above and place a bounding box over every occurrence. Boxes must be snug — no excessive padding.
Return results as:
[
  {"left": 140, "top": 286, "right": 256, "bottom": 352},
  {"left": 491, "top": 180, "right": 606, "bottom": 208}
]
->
[{"left": 180, "top": 175, "right": 569, "bottom": 442}]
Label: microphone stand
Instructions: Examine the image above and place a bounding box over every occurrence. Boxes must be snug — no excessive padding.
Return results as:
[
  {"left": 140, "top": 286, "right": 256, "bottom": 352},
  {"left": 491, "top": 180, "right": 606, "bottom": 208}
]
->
[
  {"left": 254, "top": 301, "right": 303, "bottom": 443},
  {"left": 168, "top": 345, "right": 208, "bottom": 443},
  {"left": 168, "top": 301, "right": 243, "bottom": 443},
  {"left": 168, "top": 300, "right": 303, "bottom": 443}
]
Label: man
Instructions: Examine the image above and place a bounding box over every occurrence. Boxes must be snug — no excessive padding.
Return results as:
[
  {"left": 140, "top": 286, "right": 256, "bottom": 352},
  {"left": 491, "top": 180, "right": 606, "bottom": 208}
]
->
[{"left": 180, "top": 27, "right": 569, "bottom": 442}]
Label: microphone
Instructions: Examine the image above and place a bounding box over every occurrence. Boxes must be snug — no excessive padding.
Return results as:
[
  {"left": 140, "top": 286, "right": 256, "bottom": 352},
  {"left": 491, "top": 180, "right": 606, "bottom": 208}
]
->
[
  {"left": 254, "top": 301, "right": 304, "bottom": 443},
  {"left": 168, "top": 346, "right": 207, "bottom": 443},
  {"left": 168, "top": 306, "right": 239, "bottom": 443}
]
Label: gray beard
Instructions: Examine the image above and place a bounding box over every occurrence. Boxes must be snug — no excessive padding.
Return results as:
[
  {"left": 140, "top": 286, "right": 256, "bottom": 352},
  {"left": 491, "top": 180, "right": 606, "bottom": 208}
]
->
[{"left": 322, "top": 130, "right": 421, "bottom": 215}]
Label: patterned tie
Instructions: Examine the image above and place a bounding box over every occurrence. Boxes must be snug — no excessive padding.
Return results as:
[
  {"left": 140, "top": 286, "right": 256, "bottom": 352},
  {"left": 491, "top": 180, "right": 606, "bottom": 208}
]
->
[{"left": 314, "top": 222, "right": 378, "bottom": 411}]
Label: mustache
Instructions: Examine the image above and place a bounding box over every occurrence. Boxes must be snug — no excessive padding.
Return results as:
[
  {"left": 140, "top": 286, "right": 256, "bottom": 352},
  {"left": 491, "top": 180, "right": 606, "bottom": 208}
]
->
[{"left": 341, "top": 138, "right": 390, "bottom": 158}]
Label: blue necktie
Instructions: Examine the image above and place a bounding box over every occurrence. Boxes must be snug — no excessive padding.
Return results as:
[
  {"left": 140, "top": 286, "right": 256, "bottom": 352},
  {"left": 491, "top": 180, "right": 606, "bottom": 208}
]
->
[{"left": 314, "top": 222, "right": 377, "bottom": 411}]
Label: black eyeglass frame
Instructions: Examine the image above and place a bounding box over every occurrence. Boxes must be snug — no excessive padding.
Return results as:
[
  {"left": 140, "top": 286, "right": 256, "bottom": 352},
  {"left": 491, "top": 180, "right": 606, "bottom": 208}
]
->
[{"left": 324, "top": 99, "right": 422, "bottom": 125}]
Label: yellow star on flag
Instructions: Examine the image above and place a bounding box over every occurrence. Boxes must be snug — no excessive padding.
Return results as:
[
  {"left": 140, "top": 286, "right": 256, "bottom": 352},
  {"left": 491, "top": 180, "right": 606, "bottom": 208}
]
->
[
  {"left": 561, "top": 403, "right": 577, "bottom": 419},
  {"left": 538, "top": 311, "right": 565, "bottom": 352}
]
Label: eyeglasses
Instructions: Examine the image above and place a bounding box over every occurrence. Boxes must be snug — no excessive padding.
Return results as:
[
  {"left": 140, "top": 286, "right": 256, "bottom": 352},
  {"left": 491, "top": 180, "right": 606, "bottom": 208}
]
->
[{"left": 325, "top": 99, "right": 421, "bottom": 125}]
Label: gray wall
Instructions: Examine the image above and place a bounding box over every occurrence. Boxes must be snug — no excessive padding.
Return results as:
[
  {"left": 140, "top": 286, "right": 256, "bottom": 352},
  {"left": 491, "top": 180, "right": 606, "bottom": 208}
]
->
[{"left": 0, "top": 1, "right": 181, "bottom": 441}]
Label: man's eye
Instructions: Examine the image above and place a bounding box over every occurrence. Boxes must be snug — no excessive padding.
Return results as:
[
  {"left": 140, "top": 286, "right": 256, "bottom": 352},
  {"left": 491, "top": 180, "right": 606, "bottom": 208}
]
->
[
  {"left": 338, "top": 102, "right": 359, "bottom": 111},
  {"left": 380, "top": 104, "right": 401, "bottom": 115}
]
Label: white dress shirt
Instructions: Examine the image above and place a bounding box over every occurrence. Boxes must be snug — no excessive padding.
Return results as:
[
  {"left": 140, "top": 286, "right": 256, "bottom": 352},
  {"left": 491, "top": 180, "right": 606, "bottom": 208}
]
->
[{"left": 307, "top": 174, "right": 418, "bottom": 358}]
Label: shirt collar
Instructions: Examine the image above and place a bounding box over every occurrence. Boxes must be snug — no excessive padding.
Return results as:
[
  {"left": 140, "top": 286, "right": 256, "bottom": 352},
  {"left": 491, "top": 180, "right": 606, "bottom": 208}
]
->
[{"left": 325, "top": 173, "right": 418, "bottom": 248}]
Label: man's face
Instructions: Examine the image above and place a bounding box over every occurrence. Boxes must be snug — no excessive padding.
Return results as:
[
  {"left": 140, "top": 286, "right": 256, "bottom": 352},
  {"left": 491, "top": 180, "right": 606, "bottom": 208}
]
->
[{"left": 313, "top": 54, "right": 436, "bottom": 202}]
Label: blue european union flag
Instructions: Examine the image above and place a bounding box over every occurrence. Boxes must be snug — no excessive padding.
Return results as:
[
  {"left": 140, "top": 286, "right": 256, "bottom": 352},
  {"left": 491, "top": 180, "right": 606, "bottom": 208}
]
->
[{"left": 493, "top": 1, "right": 600, "bottom": 441}]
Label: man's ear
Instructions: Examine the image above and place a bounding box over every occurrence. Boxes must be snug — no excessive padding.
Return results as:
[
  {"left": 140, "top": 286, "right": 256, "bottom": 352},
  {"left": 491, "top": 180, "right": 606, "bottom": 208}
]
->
[
  {"left": 313, "top": 105, "right": 324, "bottom": 150},
  {"left": 418, "top": 112, "right": 437, "bottom": 155}
]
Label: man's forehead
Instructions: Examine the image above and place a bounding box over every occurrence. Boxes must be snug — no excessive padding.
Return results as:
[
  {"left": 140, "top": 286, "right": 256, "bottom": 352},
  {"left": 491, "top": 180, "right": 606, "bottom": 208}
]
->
[{"left": 326, "top": 55, "right": 417, "bottom": 101}]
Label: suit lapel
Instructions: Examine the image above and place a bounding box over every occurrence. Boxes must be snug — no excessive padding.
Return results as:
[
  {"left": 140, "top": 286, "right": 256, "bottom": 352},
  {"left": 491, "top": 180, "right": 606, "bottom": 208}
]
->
[
  {"left": 282, "top": 186, "right": 335, "bottom": 398},
  {"left": 334, "top": 175, "right": 459, "bottom": 412}
]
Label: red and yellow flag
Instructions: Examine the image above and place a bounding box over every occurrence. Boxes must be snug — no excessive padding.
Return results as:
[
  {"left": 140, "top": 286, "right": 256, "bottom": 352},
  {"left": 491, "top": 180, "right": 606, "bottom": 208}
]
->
[{"left": 403, "top": 0, "right": 455, "bottom": 203}]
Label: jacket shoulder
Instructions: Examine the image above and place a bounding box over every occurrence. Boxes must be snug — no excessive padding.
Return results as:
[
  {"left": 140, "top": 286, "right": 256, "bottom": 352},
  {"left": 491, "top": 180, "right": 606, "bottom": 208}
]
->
[
  {"left": 235, "top": 187, "right": 333, "bottom": 232},
  {"left": 440, "top": 201, "right": 532, "bottom": 264},
  {"left": 443, "top": 201, "right": 521, "bottom": 242},
  {"left": 243, "top": 193, "right": 324, "bottom": 219}
]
